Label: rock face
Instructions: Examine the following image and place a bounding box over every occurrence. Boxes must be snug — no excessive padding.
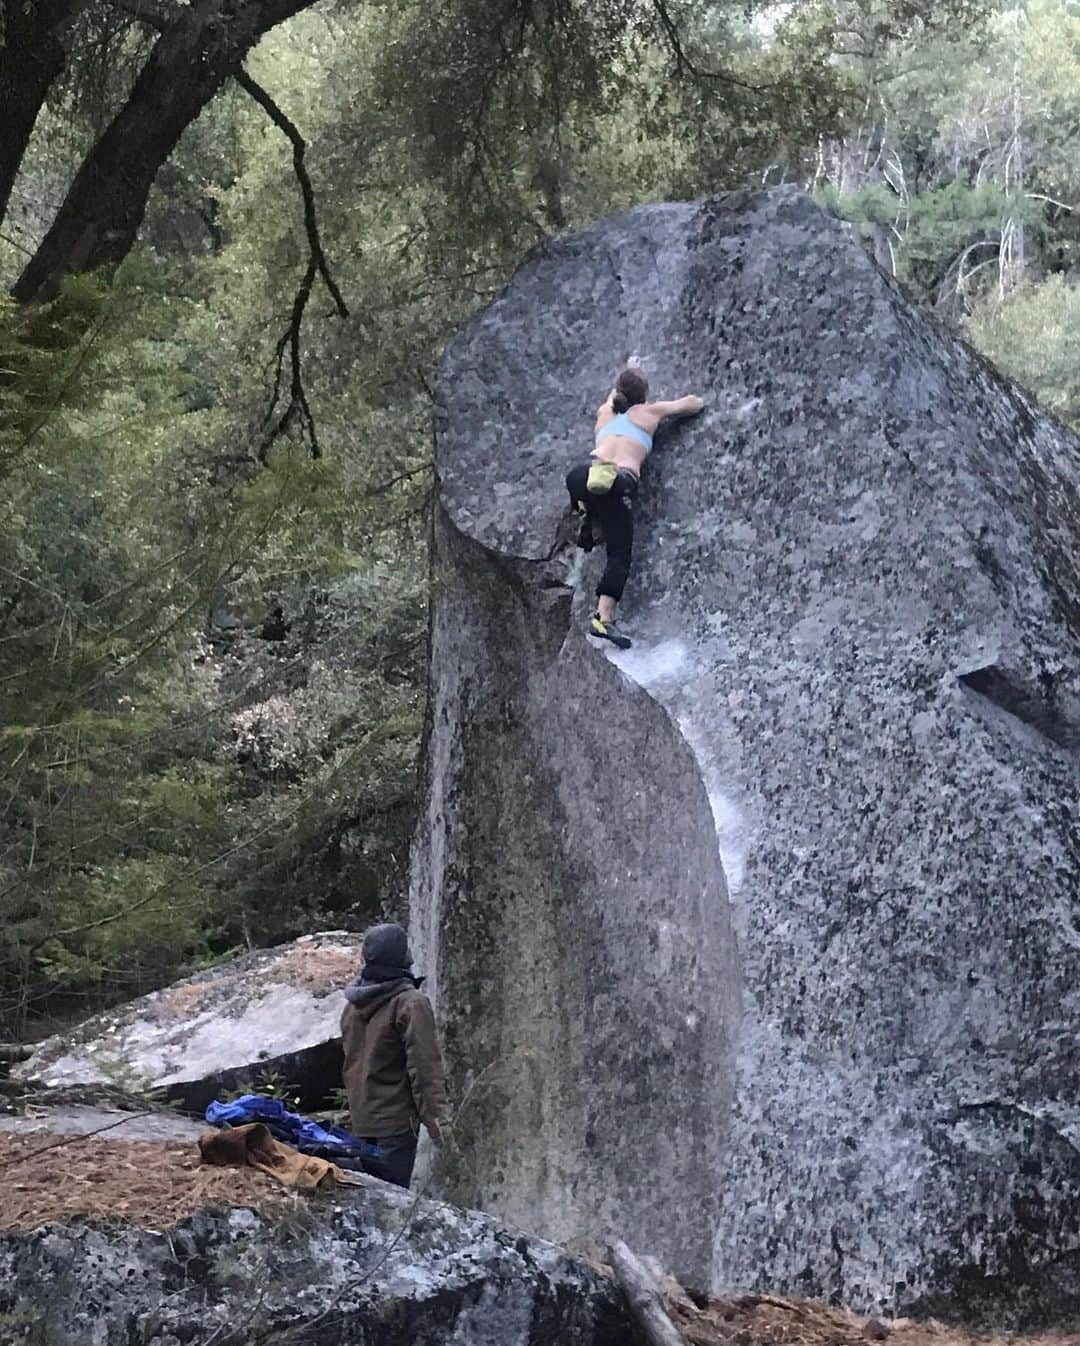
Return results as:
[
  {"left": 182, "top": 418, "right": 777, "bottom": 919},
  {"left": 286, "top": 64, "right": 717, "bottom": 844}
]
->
[
  {"left": 0, "top": 1100, "right": 206, "bottom": 1142},
  {"left": 15, "top": 932, "right": 362, "bottom": 1111},
  {"left": 0, "top": 1171, "right": 627, "bottom": 1345},
  {"left": 410, "top": 188, "right": 1080, "bottom": 1324}
]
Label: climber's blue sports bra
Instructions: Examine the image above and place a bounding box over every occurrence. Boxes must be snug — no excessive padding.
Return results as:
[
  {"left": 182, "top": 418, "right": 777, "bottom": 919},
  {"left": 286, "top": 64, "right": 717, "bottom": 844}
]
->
[{"left": 595, "top": 412, "right": 653, "bottom": 453}]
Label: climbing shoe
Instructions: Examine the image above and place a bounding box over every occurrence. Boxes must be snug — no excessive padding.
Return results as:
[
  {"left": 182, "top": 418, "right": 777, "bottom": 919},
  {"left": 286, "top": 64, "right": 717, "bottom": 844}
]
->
[{"left": 589, "top": 613, "right": 632, "bottom": 649}]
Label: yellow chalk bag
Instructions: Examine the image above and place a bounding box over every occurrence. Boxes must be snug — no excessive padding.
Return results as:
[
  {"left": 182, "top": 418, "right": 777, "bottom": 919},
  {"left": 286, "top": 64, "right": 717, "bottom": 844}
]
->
[{"left": 586, "top": 462, "right": 618, "bottom": 494}]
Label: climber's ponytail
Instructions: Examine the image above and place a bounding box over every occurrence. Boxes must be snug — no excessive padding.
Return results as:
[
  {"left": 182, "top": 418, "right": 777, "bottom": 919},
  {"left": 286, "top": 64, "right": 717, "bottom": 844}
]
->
[{"left": 611, "top": 366, "right": 648, "bottom": 413}]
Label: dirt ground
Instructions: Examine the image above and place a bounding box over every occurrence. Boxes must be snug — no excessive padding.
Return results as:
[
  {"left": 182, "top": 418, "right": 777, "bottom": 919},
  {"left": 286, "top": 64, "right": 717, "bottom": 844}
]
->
[
  {"left": 667, "top": 1290, "right": 1080, "bottom": 1346},
  {"left": 0, "top": 1130, "right": 291, "bottom": 1231}
]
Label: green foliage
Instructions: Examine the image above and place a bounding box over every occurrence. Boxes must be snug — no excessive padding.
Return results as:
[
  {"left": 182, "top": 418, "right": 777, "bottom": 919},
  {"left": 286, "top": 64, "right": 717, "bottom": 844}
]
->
[
  {"left": 217, "top": 1069, "right": 303, "bottom": 1110},
  {"left": 813, "top": 0, "right": 1080, "bottom": 424},
  {"left": 7, "top": 0, "right": 1066, "bottom": 1043},
  {"left": 0, "top": 276, "right": 110, "bottom": 477},
  {"left": 967, "top": 273, "right": 1080, "bottom": 429},
  {"left": 816, "top": 0, "right": 1080, "bottom": 298},
  {"left": 0, "top": 249, "right": 424, "bottom": 1028}
]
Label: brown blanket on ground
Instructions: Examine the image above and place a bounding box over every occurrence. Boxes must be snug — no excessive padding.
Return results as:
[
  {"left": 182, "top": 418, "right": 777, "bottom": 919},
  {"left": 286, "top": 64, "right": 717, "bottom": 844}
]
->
[{"left": 198, "top": 1123, "right": 361, "bottom": 1190}]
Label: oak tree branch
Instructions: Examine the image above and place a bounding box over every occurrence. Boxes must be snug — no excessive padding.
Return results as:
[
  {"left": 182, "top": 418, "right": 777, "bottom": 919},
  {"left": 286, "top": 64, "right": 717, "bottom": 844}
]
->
[{"left": 233, "top": 69, "right": 349, "bottom": 462}]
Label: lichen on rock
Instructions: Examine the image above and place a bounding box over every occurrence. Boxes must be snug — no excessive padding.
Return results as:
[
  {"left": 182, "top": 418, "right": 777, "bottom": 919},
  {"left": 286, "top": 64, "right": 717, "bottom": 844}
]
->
[
  {"left": 0, "top": 1169, "right": 628, "bottom": 1345},
  {"left": 14, "top": 933, "right": 363, "bottom": 1112}
]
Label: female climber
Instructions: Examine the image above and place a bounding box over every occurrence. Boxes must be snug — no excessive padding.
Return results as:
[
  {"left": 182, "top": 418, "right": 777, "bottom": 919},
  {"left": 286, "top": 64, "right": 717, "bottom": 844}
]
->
[{"left": 566, "top": 366, "right": 703, "bottom": 649}]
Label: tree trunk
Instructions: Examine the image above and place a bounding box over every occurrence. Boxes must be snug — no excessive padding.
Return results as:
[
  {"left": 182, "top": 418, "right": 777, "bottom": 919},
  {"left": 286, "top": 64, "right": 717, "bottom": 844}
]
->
[
  {"left": 13, "top": 0, "right": 316, "bottom": 304},
  {"left": 1000, "top": 2, "right": 1026, "bottom": 297},
  {"left": 0, "top": 0, "right": 79, "bottom": 227}
]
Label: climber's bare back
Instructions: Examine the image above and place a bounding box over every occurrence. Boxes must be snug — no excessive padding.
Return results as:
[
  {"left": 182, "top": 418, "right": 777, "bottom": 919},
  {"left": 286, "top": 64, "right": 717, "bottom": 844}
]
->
[
  {"left": 592, "top": 395, "right": 703, "bottom": 474},
  {"left": 591, "top": 404, "right": 664, "bottom": 475}
]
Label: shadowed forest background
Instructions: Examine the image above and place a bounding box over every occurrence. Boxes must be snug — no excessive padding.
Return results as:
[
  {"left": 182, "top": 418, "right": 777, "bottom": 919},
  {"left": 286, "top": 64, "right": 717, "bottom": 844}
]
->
[{"left": 2, "top": 0, "right": 1077, "bottom": 1039}]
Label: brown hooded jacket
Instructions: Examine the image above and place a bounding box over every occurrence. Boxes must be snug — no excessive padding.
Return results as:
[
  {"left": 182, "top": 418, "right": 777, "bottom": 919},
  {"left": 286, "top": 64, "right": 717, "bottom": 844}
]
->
[{"left": 340, "top": 982, "right": 447, "bottom": 1138}]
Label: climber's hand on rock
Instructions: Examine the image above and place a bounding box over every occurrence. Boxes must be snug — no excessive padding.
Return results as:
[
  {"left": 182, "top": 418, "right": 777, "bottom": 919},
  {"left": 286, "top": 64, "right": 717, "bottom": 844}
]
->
[{"left": 427, "top": 1119, "right": 444, "bottom": 1146}]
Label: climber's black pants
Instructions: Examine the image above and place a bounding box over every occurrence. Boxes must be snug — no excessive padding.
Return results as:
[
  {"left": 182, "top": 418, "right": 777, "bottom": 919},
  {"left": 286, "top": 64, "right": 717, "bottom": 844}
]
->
[{"left": 566, "top": 463, "right": 638, "bottom": 603}]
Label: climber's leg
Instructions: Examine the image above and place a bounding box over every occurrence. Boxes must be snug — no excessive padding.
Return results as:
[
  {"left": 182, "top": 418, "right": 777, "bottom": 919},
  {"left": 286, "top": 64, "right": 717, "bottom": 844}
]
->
[
  {"left": 565, "top": 463, "right": 595, "bottom": 551},
  {"left": 594, "top": 501, "right": 632, "bottom": 615},
  {"left": 589, "top": 475, "right": 635, "bottom": 649}
]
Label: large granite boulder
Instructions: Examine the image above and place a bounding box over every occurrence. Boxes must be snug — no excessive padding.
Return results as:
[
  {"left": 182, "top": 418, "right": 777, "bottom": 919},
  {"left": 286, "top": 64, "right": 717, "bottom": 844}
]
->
[
  {"left": 409, "top": 187, "right": 1080, "bottom": 1325},
  {"left": 15, "top": 932, "right": 363, "bottom": 1111},
  {"left": 0, "top": 1139, "right": 627, "bottom": 1345}
]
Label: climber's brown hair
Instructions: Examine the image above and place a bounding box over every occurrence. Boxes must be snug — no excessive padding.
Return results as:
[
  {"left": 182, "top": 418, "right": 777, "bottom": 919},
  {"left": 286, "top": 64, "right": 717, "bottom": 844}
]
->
[{"left": 611, "top": 367, "right": 649, "bottom": 414}]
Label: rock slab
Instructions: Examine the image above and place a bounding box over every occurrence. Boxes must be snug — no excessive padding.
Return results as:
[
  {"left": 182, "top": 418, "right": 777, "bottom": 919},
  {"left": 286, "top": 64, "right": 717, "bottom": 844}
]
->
[
  {"left": 410, "top": 188, "right": 1080, "bottom": 1324},
  {"left": 0, "top": 1170, "right": 628, "bottom": 1345},
  {"left": 15, "top": 932, "right": 362, "bottom": 1112}
]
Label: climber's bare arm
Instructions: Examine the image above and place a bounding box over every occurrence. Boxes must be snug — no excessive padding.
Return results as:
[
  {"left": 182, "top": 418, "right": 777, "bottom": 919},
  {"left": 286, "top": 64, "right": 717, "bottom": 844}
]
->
[
  {"left": 646, "top": 395, "right": 704, "bottom": 420},
  {"left": 635, "top": 395, "right": 704, "bottom": 432}
]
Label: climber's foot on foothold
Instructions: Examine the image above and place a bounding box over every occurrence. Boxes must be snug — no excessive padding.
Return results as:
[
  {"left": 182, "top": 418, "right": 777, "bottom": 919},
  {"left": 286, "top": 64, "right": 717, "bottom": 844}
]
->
[{"left": 589, "top": 613, "right": 632, "bottom": 649}]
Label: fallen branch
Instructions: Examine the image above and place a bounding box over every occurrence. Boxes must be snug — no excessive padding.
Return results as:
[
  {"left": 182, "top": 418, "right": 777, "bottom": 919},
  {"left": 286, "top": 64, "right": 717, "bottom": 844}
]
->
[{"left": 610, "top": 1240, "right": 689, "bottom": 1346}]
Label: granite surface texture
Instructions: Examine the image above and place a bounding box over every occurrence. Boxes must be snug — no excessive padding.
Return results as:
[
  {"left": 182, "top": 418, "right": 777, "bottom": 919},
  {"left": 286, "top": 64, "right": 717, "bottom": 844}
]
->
[
  {"left": 14, "top": 932, "right": 363, "bottom": 1112},
  {"left": 410, "top": 188, "right": 1080, "bottom": 1324},
  {"left": 0, "top": 1175, "right": 627, "bottom": 1344}
]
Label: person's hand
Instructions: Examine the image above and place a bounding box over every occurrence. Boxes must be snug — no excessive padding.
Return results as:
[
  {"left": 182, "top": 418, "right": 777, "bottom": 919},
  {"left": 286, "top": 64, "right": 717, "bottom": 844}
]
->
[
  {"left": 427, "top": 1119, "right": 444, "bottom": 1146},
  {"left": 689, "top": 396, "right": 705, "bottom": 415}
]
